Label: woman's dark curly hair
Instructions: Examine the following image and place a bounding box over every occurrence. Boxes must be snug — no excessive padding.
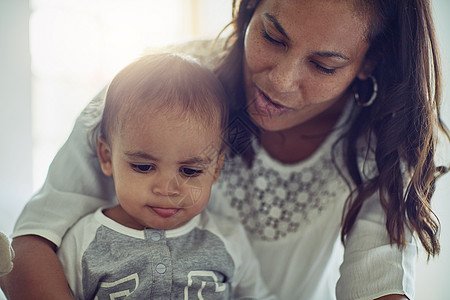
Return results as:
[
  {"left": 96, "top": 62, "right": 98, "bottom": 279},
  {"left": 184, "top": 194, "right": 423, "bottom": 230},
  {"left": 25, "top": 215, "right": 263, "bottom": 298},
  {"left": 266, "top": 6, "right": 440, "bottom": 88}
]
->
[{"left": 214, "top": 0, "right": 449, "bottom": 257}]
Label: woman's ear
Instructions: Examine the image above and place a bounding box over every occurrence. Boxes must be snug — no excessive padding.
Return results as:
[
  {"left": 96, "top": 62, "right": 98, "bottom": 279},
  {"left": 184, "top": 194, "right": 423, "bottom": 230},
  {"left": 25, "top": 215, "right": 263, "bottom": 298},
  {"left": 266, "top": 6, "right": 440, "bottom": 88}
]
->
[
  {"left": 97, "top": 136, "right": 113, "bottom": 177},
  {"left": 356, "top": 58, "right": 377, "bottom": 80}
]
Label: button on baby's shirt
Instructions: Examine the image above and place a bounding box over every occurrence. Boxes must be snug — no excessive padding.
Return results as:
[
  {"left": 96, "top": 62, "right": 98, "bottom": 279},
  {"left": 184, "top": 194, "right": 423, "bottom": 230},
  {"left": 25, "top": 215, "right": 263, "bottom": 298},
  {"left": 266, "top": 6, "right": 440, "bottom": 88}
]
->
[
  {"left": 156, "top": 263, "right": 166, "bottom": 274},
  {"left": 144, "top": 229, "right": 164, "bottom": 242},
  {"left": 150, "top": 232, "right": 161, "bottom": 241}
]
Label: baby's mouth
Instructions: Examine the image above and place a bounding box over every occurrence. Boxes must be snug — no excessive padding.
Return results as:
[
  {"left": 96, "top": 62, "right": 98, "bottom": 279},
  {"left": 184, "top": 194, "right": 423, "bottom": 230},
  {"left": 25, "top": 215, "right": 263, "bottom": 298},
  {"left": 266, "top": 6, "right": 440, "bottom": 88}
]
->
[{"left": 150, "top": 207, "right": 180, "bottom": 218}]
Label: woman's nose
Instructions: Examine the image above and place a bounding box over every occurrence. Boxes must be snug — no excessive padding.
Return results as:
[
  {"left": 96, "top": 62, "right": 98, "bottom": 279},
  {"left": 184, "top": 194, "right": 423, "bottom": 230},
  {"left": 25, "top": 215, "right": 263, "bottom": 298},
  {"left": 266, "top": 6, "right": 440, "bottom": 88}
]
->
[{"left": 268, "top": 55, "right": 302, "bottom": 93}]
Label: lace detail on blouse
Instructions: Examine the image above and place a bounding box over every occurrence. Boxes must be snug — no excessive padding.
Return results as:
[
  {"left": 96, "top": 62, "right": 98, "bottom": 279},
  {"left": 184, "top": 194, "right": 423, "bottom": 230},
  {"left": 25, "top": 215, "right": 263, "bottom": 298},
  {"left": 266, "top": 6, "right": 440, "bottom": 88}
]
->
[
  {"left": 212, "top": 99, "right": 372, "bottom": 242},
  {"left": 216, "top": 139, "right": 350, "bottom": 241}
]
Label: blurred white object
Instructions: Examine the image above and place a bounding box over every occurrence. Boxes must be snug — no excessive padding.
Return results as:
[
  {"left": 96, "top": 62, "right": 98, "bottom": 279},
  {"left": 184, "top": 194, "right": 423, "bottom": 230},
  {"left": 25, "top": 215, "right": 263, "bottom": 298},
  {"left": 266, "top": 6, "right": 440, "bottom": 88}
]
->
[{"left": 0, "top": 232, "right": 14, "bottom": 277}]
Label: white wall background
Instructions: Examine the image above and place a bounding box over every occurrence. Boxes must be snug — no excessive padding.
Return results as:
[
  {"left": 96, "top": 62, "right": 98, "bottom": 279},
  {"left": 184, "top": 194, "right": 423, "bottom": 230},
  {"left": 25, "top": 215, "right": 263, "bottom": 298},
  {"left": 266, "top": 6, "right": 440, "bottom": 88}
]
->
[
  {"left": 0, "top": 0, "right": 449, "bottom": 299},
  {"left": 0, "top": 2, "right": 32, "bottom": 298},
  {"left": 0, "top": 0, "right": 33, "bottom": 244}
]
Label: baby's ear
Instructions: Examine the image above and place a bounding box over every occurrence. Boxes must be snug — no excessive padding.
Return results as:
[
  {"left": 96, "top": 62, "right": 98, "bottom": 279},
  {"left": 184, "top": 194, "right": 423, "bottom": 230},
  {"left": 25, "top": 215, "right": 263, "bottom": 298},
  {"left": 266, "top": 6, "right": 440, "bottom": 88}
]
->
[
  {"left": 97, "top": 136, "right": 113, "bottom": 177},
  {"left": 212, "top": 153, "right": 225, "bottom": 184}
]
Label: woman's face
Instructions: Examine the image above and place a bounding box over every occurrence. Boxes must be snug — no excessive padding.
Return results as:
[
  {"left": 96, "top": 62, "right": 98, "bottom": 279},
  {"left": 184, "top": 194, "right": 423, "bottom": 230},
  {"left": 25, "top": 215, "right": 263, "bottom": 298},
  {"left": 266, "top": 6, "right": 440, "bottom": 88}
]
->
[{"left": 243, "top": 0, "right": 372, "bottom": 132}]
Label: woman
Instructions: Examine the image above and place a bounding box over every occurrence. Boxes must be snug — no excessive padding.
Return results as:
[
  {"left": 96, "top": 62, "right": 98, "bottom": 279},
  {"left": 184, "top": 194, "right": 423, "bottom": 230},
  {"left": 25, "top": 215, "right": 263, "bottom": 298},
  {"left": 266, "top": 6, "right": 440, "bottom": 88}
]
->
[{"left": 1, "top": 0, "right": 448, "bottom": 299}]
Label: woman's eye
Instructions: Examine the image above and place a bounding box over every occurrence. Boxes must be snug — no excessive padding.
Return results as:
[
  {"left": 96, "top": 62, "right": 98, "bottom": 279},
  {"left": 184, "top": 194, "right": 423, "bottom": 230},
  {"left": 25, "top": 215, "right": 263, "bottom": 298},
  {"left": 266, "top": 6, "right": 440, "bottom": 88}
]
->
[
  {"left": 312, "top": 62, "right": 336, "bottom": 75},
  {"left": 262, "top": 29, "right": 284, "bottom": 47},
  {"left": 180, "top": 168, "right": 204, "bottom": 177},
  {"left": 131, "top": 164, "right": 154, "bottom": 173}
]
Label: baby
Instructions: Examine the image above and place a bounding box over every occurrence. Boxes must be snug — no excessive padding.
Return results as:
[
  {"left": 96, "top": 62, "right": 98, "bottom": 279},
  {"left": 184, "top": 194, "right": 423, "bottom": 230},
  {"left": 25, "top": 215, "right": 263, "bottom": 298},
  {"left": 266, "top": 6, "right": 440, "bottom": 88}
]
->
[{"left": 57, "top": 53, "right": 274, "bottom": 299}]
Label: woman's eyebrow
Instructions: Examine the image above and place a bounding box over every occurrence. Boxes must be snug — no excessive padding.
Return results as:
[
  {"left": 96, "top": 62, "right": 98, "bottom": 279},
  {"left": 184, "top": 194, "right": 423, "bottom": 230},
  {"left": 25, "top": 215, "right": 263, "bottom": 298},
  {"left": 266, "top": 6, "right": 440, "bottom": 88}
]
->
[
  {"left": 263, "top": 13, "right": 290, "bottom": 41},
  {"left": 262, "top": 13, "right": 350, "bottom": 61},
  {"left": 313, "top": 51, "right": 350, "bottom": 61}
]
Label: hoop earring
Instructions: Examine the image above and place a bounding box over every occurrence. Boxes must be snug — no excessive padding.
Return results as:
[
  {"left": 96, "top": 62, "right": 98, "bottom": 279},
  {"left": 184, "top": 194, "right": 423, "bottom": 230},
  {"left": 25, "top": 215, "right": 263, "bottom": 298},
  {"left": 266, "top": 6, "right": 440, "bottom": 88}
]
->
[{"left": 354, "top": 75, "right": 378, "bottom": 107}]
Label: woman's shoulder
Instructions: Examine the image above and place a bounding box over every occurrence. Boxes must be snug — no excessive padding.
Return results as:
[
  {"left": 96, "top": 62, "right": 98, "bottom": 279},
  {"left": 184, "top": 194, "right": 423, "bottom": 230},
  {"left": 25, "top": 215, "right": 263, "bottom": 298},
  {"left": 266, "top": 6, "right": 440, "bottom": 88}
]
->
[{"left": 143, "top": 38, "right": 227, "bottom": 69}]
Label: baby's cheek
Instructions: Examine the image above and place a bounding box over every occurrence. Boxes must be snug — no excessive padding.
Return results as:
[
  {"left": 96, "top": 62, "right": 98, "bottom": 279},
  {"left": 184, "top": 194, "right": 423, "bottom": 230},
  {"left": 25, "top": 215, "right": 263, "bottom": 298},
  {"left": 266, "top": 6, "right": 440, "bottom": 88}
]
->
[{"left": 176, "top": 176, "right": 204, "bottom": 208}]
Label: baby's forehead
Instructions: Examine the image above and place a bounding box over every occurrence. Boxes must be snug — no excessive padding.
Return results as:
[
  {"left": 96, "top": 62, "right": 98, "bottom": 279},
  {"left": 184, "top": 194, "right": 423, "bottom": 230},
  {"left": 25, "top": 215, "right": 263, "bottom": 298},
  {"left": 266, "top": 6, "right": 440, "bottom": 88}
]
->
[
  {"left": 123, "top": 98, "right": 223, "bottom": 126},
  {"left": 116, "top": 104, "right": 225, "bottom": 155},
  {"left": 117, "top": 106, "right": 221, "bottom": 143}
]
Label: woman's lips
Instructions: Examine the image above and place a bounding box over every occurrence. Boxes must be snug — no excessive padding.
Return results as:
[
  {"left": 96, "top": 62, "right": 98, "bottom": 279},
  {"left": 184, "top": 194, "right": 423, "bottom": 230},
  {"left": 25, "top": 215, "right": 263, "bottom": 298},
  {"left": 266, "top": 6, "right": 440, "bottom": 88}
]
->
[
  {"left": 150, "top": 207, "right": 180, "bottom": 218},
  {"left": 251, "top": 87, "right": 292, "bottom": 117}
]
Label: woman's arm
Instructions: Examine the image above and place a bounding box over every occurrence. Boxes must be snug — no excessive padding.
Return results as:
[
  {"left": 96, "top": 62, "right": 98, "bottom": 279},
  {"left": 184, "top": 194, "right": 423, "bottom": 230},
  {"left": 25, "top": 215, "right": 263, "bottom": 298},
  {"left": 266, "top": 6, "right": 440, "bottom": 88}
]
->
[
  {"left": 336, "top": 192, "right": 416, "bottom": 300},
  {"left": 2, "top": 89, "right": 113, "bottom": 298},
  {"left": 0, "top": 235, "right": 73, "bottom": 300},
  {"left": 12, "top": 87, "right": 114, "bottom": 247},
  {"left": 376, "top": 295, "right": 408, "bottom": 300}
]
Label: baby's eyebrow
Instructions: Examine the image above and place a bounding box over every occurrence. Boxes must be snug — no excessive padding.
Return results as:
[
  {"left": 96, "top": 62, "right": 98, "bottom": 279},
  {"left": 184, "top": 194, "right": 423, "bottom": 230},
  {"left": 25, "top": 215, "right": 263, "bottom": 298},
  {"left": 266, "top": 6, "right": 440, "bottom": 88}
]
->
[
  {"left": 263, "top": 13, "right": 290, "bottom": 41},
  {"left": 124, "top": 151, "right": 214, "bottom": 165},
  {"left": 124, "top": 151, "right": 158, "bottom": 161},
  {"left": 179, "top": 156, "right": 213, "bottom": 166}
]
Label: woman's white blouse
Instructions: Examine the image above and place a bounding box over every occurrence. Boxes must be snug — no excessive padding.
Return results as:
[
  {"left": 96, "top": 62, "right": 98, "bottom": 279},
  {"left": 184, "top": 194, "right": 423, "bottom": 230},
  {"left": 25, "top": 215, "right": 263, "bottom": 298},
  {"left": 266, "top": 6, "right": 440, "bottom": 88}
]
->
[{"left": 208, "top": 100, "right": 416, "bottom": 300}]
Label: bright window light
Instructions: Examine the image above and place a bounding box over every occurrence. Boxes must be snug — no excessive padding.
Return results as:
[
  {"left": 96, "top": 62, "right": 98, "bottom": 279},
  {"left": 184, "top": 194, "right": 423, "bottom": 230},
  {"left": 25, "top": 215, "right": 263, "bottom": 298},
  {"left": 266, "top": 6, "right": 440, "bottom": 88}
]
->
[{"left": 30, "top": 0, "right": 232, "bottom": 191}]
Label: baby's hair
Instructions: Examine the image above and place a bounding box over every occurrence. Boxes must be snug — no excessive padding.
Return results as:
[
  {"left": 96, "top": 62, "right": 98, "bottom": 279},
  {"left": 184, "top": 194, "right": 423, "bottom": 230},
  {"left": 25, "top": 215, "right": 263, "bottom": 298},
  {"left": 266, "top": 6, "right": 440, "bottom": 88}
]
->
[{"left": 100, "top": 53, "right": 229, "bottom": 151}]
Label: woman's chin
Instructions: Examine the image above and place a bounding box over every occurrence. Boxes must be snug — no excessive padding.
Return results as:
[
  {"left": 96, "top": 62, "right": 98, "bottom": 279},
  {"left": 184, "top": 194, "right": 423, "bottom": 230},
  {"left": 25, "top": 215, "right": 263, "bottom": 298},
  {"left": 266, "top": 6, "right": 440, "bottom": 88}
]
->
[{"left": 249, "top": 113, "right": 291, "bottom": 132}]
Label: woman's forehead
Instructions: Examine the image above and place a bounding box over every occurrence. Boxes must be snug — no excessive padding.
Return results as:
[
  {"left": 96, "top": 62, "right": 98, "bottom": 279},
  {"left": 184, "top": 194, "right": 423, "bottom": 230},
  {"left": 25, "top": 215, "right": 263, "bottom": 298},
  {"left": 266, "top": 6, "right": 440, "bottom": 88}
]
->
[
  {"left": 260, "top": 0, "right": 370, "bottom": 33},
  {"left": 257, "top": 0, "right": 370, "bottom": 57}
]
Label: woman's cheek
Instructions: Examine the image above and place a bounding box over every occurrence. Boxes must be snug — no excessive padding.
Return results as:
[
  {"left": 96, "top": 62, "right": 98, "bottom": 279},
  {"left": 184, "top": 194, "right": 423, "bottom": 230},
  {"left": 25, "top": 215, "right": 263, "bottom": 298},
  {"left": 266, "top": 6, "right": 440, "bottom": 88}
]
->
[{"left": 244, "top": 25, "right": 269, "bottom": 70}]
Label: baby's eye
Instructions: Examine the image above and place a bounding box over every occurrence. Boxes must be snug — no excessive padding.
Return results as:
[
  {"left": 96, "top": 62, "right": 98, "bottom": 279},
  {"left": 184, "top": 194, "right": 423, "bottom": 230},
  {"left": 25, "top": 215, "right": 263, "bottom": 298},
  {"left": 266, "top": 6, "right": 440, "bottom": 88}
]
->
[
  {"left": 180, "top": 167, "right": 204, "bottom": 177},
  {"left": 131, "top": 164, "right": 154, "bottom": 173}
]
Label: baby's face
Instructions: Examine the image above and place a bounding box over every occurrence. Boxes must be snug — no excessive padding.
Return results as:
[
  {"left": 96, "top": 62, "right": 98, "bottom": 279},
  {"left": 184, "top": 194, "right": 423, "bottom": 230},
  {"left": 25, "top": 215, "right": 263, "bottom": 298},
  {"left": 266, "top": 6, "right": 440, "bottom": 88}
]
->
[{"left": 99, "top": 105, "right": 224, "bottom": 230}]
